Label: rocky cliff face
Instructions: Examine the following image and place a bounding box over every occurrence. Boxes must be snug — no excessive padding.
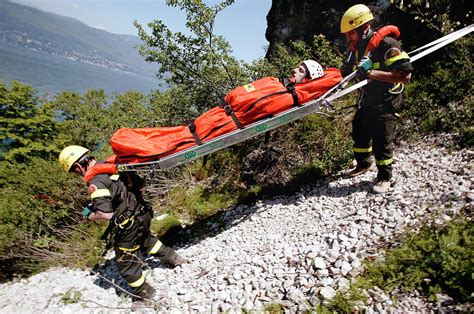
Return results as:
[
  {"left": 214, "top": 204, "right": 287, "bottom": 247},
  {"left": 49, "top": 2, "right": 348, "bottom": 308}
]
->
[
  {"left": 264, "top": 0, "right": 434, "bottom": 62},
  {"left": 265, "top": 0, "right": 349, "bottom": 57}
]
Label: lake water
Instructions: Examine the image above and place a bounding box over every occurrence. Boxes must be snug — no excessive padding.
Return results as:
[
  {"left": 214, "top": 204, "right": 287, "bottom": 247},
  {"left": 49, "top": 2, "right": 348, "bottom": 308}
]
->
[{"left": 0, "top": 43, "right": 163, "bottom": 97}]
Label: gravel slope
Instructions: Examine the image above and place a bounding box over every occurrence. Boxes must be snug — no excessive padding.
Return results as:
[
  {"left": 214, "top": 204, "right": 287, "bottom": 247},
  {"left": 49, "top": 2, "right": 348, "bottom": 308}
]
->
[{"left": 0, "top": 136, "right": 472, "bottom": 313}]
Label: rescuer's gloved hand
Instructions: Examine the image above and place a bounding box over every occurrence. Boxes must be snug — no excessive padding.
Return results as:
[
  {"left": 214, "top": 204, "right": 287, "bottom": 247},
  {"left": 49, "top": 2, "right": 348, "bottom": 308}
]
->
[
  {"left": 357, "top": 56, "right": 373, "bottom": 78},
  {"left": 83, "top": 204, "right": 93, "bottom": 220}
]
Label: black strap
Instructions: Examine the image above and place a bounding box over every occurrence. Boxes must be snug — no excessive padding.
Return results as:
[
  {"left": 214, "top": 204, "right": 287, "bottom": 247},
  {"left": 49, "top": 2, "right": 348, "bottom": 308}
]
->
[
  {"left": 286, "top": 83, "right": 300, "bottom": 107},
  {"left": 99, "top": 221, "right": 115, "bottom": 255},
  {"left": 188, "top": 121, "right": 203, "bottom": 145},
  {"left": 114, "top": 209, "right": 133, "bottom": 226},
  {"left": 224, "top": 104, "right": 244, "bottom": 129},
  {"left": 264, "top": 131, "right": 271, "bottom": 144},
  {"left": 100, "top": 222, "right": 115, "bottom": 241},
  {"left": 100, "top": 205, "right": 139, "bottom": 253},
  {"left": 243, "top": 90, "right": 288, "bottom": 113}
]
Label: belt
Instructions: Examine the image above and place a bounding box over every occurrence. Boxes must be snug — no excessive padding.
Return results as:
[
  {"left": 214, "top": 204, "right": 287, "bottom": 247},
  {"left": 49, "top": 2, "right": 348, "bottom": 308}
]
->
[{"left": 100, "top": 206, "right": 143, "bottom": 243}]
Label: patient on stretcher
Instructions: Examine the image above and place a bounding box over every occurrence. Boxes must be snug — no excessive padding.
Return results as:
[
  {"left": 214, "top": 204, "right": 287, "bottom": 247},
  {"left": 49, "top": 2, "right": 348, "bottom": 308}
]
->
[{"left": 110, "top": 60, "right": 342, "bottom": 164}]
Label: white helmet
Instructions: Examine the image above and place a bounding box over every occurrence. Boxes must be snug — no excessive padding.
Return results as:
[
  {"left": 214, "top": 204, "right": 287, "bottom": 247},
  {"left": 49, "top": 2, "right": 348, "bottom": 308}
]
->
[{"left": 301, "top": 60, "right": 324, "bottom": 80}]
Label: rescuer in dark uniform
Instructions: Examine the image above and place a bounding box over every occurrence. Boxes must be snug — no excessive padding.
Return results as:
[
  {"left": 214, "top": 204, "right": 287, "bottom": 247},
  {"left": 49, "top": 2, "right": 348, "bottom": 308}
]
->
[
  {"left": 59, "top": 145, "right": 186, "bottom": 300},
  {"left": 341, "top": 4, "right": 413, "bottom": 193}
]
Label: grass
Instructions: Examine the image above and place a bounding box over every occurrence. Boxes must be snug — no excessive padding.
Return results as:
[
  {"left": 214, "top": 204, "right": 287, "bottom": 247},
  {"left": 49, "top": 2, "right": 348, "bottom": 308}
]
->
[
  {"left": 164, "top": 185, "right": 231, "bottom": 221},
  {"left": 326, "top": 212, "right": 473, "bottom": 311},
  {"left": 150, "top": 214, "right": 182, "bottom": 237},
  {"left": 262, "top": 303, "right": 283, "bottom": 313}
]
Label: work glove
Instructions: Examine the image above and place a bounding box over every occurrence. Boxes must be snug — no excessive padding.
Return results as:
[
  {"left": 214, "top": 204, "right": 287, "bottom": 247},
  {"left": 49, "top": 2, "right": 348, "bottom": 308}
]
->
[
  {"left": 83, "top": 203, "right": 93, "bottom": 220},
  {"left": 357, "top": 56, "right": 373, "bottom": 79}
]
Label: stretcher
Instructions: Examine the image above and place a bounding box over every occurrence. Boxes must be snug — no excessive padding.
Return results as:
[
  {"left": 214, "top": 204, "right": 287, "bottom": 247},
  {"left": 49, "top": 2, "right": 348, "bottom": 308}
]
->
[{"left": 112, "top": 24, "right": 472, "bottom": 173}]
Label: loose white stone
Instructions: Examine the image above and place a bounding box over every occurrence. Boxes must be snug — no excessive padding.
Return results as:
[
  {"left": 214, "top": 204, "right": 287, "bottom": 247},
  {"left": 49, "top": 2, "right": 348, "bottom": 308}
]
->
[
  {"left": 341, "top": 261, "right": 352, "bottom": 275},
  {"left": 373, "top": 225, "right": 385, "bottom": 236},
  {"left": 317, "top": 269, "right": 329, "bottom": 277},
  {"left": 320, "top": 286, "right": 337, "bottom": 300},
  {"left": 0, "top": 137, "right": 468, "bottom": 313},
  {"left": 337, "top": 278, "right": 350, "bottom": 292},
  {"left": 313, "top": 257, "right": 327, "bottom": 269}
]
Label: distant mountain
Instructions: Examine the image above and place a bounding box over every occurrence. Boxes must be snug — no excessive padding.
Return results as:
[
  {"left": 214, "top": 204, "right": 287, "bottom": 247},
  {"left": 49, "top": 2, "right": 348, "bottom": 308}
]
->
[{"left": 0, "top": 0, "right": 161, "bottom": 95}]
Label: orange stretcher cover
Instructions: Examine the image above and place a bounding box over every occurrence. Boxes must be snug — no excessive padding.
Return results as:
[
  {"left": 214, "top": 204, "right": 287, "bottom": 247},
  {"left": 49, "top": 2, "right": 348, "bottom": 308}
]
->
[{"left": 110, "top": 68, "right": 342, "bottom": 164}]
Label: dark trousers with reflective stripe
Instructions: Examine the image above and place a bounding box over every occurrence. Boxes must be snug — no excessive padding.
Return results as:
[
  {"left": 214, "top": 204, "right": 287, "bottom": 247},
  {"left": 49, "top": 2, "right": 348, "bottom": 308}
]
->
[
  {"left": 113, "top": 210, "right": 162, "bottom": 289},
  {"left": 352, "top": 105, "right": 397, "bottom": 181}
]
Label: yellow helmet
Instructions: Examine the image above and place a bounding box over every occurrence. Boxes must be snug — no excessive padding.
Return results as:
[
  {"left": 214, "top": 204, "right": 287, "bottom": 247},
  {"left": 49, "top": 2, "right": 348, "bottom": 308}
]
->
[
  {"left": 340, "top": 4, "right": 374, "bottom": 33},
  {"left": 59, "top": 145, "right": 89, "bottom": 172}
]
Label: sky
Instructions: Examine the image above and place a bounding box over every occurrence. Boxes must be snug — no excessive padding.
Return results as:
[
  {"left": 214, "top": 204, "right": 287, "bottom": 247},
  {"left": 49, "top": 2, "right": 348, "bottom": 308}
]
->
[{"left": 10, "top": 0, "right": 273, "bottom": 62}]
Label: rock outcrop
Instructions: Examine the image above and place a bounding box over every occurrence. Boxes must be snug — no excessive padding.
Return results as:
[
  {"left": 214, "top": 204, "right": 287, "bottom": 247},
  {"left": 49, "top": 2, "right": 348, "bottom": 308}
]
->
[{"left": 264, "top": 0, "right": 441, "bottom": 69}]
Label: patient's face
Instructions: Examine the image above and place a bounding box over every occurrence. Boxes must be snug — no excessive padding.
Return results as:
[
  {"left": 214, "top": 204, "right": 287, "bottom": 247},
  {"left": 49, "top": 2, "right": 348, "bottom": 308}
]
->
[{"left": 290, "top": 65, "right": 308, "bottom": 83}]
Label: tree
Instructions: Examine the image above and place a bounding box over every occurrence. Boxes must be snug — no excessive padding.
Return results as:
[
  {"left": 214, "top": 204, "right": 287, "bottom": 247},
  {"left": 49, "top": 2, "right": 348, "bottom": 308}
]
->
[
  {"left": 0, "top": 80, "right": 58, "bottom": 162},
  {"left": 134, "top": 0, "right": 253, "bottom": 115},
  {"left": 52, "top": 89, "right": 109, "bottom": 150},
  {"left": 389, "top": 0, "right": 473, "bottom": 140},
  {"left": 391, "top": 0, "right": 472, "bottom": 32},
  {"left": 106, "top": 91, "right": 153, "bottom": 133}
]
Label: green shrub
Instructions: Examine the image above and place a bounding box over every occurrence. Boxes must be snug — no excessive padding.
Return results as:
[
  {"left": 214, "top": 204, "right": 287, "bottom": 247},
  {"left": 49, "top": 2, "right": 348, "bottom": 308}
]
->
[
  {"left": 162, "top": 184, "right": 232, "bottom": 222},
  {"left": 403, "top": 38, "right": 473, "bottom": 144},
  {"left": 0, "top": 157, "right": 104, "bottom": 279},
  {"left": 367, "top": 218, "right": 473, "bottom": 301},
  {"left": 327, "top": 215, "right": 474, "bottom": 311}
]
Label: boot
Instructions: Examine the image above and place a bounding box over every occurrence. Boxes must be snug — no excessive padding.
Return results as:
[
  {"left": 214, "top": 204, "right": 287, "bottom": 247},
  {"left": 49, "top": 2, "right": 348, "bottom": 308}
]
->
[
  {"left": 155, "top": 245, "right": 187, "bottom": 268},
  {"left": 348, "top": 161, "right": 374, "bottom": 177},
  {"left": 372, "top": 178, "right": 396, "bottom": 194},
  {"left": 133, "top": 282, "right": 156, "bottom": 301}
]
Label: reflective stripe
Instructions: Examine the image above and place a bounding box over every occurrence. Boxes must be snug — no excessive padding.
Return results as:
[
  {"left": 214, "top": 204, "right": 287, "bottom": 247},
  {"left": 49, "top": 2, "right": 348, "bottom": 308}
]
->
[
  {"left": 376, "top": 158, "right": 394, "bottom": 166},
  {"left": 128, "top": 274, "right": 145, "bottom": 288},
  {"left": 352, "top": 62, "right": 379, "bottom": 71},
  {"left": 110, "top": 174, "right": 120, "bottom": 181},
  {"left": 384, "top": 51, "right": 410, "bottom": 67},
  {"left": 118, "top": 217, "right": 134, "bottom": 229},
  {"left": 90, "top": 189, "right": 111, "bottom": 199},
  {"left": 389, "top": 82, "right": 404, "bottom": 94},
  {"left": 119, "top": 245, "right": 140, "bottom": 252},
  {"left": 353, "top": 147, "right": 373, "bottom": 153},
  {"left": 148, "top": 240, "right": 163, "bottom": 255}
]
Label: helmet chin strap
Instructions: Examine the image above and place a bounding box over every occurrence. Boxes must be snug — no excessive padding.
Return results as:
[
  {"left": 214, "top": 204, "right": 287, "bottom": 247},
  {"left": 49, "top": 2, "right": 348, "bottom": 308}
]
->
[
  {"left": 356, "top": 24, "right": 372, "bottom": 39},
  {"left": 77, "top": 155, "right": 93, "bottom": 175},
  {"left": 356, "top": 26, "right": 373, "bottom": 50}
]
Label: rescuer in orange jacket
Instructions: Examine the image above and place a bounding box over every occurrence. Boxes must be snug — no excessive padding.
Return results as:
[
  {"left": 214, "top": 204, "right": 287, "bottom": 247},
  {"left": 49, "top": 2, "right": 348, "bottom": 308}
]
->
[
  {"left": 58, "top": 145, "right": 187, "bottom": 301},
  {"left": 341, "top": 4, "right": 413, "bottom": 194}
]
